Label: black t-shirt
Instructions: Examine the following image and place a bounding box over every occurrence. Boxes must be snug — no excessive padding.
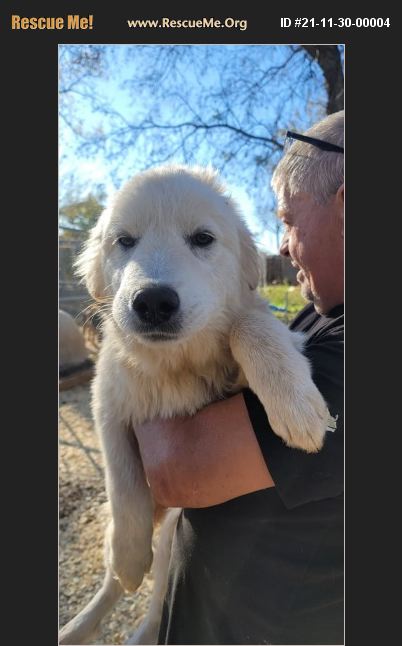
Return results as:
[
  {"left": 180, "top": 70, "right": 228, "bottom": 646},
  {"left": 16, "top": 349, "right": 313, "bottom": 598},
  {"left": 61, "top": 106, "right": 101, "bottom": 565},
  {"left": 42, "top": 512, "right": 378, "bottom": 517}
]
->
[{"left": 158, "top": 303, "right": 344, "bottom": 645}]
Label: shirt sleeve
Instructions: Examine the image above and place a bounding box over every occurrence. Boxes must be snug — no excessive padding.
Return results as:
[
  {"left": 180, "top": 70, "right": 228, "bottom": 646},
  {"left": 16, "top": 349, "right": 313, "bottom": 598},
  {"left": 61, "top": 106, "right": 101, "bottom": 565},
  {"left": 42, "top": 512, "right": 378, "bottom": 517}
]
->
[{"left": 243, "top": 335, "right": 344, "bottom": 509}]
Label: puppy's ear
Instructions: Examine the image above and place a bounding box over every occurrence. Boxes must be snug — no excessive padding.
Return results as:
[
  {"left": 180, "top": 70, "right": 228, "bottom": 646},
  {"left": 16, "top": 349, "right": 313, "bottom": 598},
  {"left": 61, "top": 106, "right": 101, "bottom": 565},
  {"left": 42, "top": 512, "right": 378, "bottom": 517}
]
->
[
  {"left": 74, "top": 209, "right": 108, "bottom": 300},
  {"left": 238, "top": 220, "right": 261, "bottom": 290}
]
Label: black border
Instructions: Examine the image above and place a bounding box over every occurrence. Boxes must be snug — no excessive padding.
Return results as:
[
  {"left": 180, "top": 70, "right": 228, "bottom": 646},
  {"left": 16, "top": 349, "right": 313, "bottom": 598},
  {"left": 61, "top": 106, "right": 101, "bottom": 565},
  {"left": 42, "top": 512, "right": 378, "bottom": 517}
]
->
[{"left": 4, "top": 5, "right": 395, "bottom": 645}]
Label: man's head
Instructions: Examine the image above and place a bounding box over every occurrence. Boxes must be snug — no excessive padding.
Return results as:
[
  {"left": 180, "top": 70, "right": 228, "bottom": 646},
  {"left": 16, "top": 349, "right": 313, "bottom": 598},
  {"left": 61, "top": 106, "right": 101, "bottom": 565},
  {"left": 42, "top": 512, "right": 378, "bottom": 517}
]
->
[{"left": 272, "top": 110, "right": 344, "bottom": 315}]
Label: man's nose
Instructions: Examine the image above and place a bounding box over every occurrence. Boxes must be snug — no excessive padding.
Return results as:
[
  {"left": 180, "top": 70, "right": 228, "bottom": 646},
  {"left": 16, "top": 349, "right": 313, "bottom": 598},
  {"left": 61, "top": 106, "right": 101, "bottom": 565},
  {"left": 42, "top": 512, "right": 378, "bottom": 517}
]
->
[{"left": 279, "top": 233, "right": 289, "bottom": 257}]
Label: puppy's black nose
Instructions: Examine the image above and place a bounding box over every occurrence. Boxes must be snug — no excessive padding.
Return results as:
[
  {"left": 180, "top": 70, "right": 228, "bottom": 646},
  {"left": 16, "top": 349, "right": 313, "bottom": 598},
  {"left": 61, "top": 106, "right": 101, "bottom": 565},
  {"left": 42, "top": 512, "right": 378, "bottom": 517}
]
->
[{"left": 132, "top": 286, "right": 180, "bottom": 326}]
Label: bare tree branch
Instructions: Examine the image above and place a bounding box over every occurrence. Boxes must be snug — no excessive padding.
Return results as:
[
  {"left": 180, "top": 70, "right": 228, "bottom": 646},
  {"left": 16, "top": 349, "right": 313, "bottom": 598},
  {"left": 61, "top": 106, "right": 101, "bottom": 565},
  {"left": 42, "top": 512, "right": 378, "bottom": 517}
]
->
[
  {"left": 59, "top": 44, "right": 343, "bottom": 250},
  {"left": 302, "top": 46, "right": 344, "bottom": 113}
]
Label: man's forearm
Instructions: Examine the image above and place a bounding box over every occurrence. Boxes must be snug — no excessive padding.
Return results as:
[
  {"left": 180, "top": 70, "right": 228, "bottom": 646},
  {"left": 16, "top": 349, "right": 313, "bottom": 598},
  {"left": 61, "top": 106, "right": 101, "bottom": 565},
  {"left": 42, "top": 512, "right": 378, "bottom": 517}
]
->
[{"left": 135, "top": 393, "right": 274, "bottom": 508}]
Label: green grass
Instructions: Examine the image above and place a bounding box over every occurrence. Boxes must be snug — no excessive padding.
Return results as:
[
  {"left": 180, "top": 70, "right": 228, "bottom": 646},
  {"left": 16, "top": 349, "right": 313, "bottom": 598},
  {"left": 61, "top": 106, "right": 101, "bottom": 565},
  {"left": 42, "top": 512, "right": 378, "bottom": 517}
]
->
[{"left": 258, "top": 284, "right": 307, "bottom": 323}]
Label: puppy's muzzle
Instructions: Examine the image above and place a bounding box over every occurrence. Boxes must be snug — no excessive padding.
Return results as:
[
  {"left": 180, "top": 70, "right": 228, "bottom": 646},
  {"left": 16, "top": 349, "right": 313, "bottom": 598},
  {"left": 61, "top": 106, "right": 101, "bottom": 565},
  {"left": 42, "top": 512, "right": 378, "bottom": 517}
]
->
[{"left": 132, "top": 286, "right": 180, "bottom": 328}]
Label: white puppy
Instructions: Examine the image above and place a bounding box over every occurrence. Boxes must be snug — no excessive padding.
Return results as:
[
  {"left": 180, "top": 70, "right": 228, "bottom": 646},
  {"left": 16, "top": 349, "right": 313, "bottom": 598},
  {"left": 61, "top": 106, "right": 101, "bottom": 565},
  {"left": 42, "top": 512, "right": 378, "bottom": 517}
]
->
[{"left": 59, "top": 165, "right": 328, "bottom": 645}]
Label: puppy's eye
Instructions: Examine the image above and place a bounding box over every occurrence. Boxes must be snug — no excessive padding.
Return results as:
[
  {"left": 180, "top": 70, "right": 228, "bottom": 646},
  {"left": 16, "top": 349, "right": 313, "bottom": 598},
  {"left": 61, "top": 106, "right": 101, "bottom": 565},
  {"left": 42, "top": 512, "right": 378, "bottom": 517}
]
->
[
  {"left": 117, "top": 236, "right": 137, "bottom": 248},
  {"left": 189, "top": 232, "right": 215, "bottom": 247}
]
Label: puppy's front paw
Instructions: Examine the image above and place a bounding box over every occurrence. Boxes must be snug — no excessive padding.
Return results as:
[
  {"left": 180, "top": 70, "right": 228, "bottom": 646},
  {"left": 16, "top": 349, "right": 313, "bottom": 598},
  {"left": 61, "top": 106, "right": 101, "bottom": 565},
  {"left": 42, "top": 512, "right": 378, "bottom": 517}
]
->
[
  {"left": 265, "top": 382, "right": 329, "bottom": 453},
  {"left": 107, "top": 525, "right": 153, "bottom": 593}
]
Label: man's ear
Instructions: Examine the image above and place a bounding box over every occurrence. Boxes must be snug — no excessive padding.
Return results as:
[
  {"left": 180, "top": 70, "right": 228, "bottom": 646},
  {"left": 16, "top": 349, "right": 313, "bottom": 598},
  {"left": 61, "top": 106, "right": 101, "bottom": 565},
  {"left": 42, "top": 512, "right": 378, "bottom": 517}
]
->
[
  {"left": 74, "top": 209, "right": 109, "bottom": 300},
  {"left": 336, "top": 183, "right": 344, "bottom": 238}
]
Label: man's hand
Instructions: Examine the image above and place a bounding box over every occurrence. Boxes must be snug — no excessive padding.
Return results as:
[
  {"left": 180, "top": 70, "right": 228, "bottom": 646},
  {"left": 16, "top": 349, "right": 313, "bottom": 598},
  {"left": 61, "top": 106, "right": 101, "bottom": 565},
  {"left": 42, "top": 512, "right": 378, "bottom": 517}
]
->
[{"left": 135, "top": 392, "right": 274, "bottom": 508}]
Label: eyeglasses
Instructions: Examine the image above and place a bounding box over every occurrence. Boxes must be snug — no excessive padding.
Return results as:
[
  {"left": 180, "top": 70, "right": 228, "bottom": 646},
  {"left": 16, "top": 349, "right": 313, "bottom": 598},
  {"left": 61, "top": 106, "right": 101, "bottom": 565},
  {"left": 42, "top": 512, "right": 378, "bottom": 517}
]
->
[{"left": 285, "top": 130, "right": 344, "bottom": 154}]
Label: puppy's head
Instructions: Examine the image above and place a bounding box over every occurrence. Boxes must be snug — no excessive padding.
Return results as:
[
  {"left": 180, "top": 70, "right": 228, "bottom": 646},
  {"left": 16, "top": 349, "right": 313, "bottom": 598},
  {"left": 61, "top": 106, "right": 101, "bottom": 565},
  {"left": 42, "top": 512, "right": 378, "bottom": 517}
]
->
[{"left": 76, "top": 165, "right": 260, "bottom": 346}]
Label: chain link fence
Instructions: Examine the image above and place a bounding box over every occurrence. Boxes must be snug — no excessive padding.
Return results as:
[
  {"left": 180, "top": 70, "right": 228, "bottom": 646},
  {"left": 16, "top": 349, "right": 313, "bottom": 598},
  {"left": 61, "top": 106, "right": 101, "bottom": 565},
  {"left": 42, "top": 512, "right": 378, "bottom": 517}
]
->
[{"left": 59, "top": 231, "right": 90, "bottom": 322}]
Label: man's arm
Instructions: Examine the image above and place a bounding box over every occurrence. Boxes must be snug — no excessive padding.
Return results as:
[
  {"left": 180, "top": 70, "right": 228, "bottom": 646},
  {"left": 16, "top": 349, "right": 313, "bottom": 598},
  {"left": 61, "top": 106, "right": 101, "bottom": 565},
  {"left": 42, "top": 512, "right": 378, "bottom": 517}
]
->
[{"left": 134, "top": 392, "right": 274, "bottom": 509}]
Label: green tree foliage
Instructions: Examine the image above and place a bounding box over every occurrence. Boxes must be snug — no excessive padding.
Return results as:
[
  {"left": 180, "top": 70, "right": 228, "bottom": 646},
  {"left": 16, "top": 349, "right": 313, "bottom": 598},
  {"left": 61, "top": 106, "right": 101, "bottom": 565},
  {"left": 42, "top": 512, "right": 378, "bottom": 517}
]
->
[{"left": 59, "top": 190, "right": 105, "bottom": 236}]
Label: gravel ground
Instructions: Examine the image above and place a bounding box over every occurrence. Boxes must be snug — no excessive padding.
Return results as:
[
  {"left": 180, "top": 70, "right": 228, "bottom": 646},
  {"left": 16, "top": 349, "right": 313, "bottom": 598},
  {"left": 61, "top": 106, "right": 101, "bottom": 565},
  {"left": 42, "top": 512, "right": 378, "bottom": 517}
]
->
[{"left": 59, "top": 382, "right": 155, "bottom": 645}]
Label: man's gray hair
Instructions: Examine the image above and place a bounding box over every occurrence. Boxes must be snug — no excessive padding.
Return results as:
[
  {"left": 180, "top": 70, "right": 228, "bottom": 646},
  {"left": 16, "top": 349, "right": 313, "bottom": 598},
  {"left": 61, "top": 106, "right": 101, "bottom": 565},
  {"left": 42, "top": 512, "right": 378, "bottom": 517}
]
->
[{"left": 272, "top": 110, "right": 344, "bottom": 205}]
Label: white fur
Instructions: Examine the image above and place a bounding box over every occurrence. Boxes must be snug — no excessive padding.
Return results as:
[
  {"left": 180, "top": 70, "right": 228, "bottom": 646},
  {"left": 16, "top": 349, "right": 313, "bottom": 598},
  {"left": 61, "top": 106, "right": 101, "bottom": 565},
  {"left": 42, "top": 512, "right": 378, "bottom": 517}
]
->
[
  {"left": 59, "top": 165, "right": 328, "bottom": 645},
  {"left": 59, "top": 309, "right": 88, "bottom": 370}
]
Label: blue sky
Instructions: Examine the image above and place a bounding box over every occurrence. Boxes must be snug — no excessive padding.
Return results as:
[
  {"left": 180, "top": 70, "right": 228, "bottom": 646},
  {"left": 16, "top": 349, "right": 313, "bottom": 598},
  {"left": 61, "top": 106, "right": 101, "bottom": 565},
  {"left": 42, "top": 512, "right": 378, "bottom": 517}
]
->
[{"left": 59, "top": 44, "right": 334, "bottom": 252}]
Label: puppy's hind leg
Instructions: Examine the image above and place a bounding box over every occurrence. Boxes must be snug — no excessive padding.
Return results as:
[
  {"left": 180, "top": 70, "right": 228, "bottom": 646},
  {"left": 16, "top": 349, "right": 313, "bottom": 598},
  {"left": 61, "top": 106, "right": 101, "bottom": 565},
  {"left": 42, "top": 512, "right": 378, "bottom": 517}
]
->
[
  {"left": 59, "top": 569, "right": 123, "bottom": 645},
  {"left": 125, "top": 508, "right": 181, "bottom": 645}
]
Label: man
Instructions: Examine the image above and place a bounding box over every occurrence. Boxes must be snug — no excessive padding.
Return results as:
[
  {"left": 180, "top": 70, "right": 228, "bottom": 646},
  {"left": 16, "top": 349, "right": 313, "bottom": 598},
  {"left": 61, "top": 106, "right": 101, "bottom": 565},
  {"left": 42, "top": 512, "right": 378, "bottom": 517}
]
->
[{"left": 135, "top": 110, "right": 344, "bottom": 645}]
